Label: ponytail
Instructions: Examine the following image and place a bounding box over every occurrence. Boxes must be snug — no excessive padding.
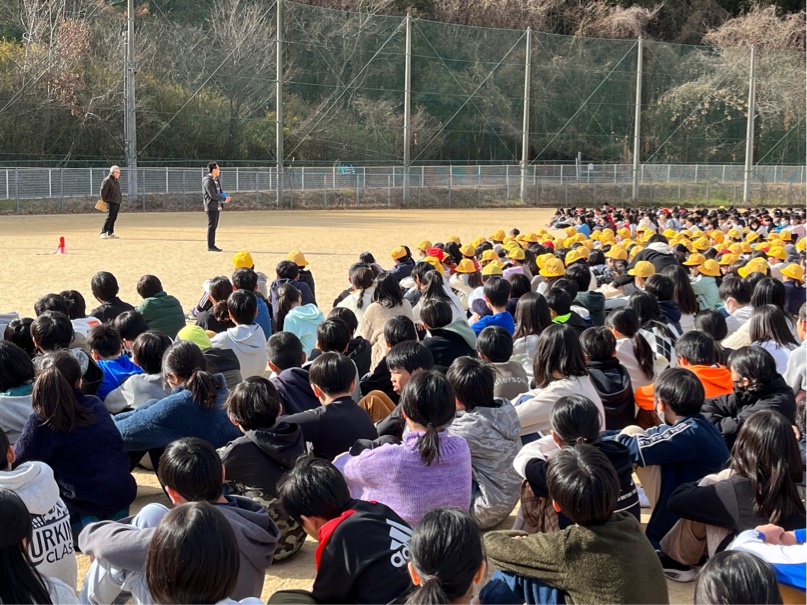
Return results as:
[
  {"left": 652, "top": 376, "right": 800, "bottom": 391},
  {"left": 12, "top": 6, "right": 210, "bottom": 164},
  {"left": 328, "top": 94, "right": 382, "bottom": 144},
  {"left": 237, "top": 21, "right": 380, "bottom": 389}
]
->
[
  {"left": 607, "top": 306, "right": 655, "bottom": 380},
  {"left": 423, "top": 272, "right": 458, "bottom": 311},
  {"left": 349, "top": 264, "right": 375, "bottom": 311},
  {"left": 275, "top": 284, "right": 301, "bottom": 332},
  {"left": 405, "top": 575, "right": 449, "bottom": 605},
  {"left": 32, "top": 352, "right": 93, "bottom": 432},
  {"left": 400, "top": 371, "right": 456, "bottom": 467},
  {"left": 211, "top": 301, "right": 235, "bottom": 330},
  {"left": 632, "top": 331, "right": 656, "bottom": 381},
  {"left": 185, "top": 369, "right": 221, "bottom": 409}
]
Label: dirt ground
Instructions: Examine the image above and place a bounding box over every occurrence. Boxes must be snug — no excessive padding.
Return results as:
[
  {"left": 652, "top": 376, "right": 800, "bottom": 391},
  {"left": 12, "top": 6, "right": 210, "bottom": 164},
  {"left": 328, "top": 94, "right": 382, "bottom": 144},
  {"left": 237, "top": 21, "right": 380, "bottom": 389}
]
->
[{"left": 0, "top": 208, "right": 693, "bottom": 602}]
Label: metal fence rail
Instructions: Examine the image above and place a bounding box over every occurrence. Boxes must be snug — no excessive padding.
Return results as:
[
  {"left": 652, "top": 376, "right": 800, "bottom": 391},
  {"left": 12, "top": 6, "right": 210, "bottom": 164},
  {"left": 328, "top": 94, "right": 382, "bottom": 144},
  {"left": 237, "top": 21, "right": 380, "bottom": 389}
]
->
[{"left": 1, "top": 164, "right": 804, "bottom": 205}]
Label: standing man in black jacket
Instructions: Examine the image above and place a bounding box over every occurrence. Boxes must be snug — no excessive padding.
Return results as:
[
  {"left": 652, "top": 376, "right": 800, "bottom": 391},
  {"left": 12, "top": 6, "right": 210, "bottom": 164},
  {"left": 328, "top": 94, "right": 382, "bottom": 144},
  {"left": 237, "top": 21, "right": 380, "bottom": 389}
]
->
[
  {"left": 99, "top": 165, "right": 122, "bottom": 239},
  {"left": 203, "top": 162, "right": 231, "bottom": 252}
]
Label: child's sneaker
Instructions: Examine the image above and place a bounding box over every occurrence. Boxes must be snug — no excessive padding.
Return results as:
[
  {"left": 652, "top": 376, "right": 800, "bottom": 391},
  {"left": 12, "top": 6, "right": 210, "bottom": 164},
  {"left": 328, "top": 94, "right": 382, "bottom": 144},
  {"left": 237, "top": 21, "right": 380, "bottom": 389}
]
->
[
  {"left": 99, "top": 233, "right": 108, "bottom": 239},
  {"left": 657, "top": 551, "right": 696, "bottom": 583}
]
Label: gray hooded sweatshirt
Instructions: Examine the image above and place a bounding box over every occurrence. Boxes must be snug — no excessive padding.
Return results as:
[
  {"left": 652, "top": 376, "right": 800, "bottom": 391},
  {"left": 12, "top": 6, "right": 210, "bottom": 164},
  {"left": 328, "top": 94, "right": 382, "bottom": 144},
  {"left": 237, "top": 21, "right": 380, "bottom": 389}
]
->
[
  {"left": 447, "top": 398, "right": 522, "bottom": 529},
  {"left": 103, "top": 374, "right": 172, "bottom": 414},
  {"left": 211, "top": 324, "right": 269, "bottom": 379},
  {"left": 79, "top": 495, "right": 278, "bottom": 601},
  {"left": 0, "top": 385, "right": 34, "bottom": 444},
  {"left": 0, "top": 461, "right": 77, "bottom": 589}
]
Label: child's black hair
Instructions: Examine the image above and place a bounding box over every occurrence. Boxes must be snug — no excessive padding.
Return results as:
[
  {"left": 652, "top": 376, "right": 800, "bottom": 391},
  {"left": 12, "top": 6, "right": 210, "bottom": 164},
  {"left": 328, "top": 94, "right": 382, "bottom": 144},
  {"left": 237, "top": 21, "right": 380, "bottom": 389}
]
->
[
  {"left": 91, "top": 271, "right": 119, "bottom": 303},
  {"left": 446, "top": 356, "right": 495, "bottom": 411},
  {"left": 545, "top": 286, "right": 572, "bottom": 316},
  {"left": 87, "top": 323, "right": 123, "bottom": 359},
  {"left": 546, "top": 444, "right": 619, "bottom": 525},
  {"left": 550, "top": 278, "right": 579, "bottom": 305},
  {"left": 532, "top": 324, "right": 588, "bottom": 389},
  {"left": 162, "top": 341, "right": 221, "bottom": 409},
  {"left": 404, "top": 508, "right": 485, "bottom": 605},
  {"left": 158, "top": 437, "right": 223, "bottom": 502},
  {"left": 513, "top": 293, "right": 552, "bottom": 340},
  {"left": 372, "top": 272, "right": 404, "bottom": 309},
  {"left": 132, "top": 331, "right": 173, "bottom": 374},
  {"left": 644, "top": 274, "right": 675, "bottom": 302},
  {"left": 718, "top": 276, "right": 751, "bottom": 305},
  {"left": 137, "top": 275, "right": 163, "bottom": 299},
  {"left": 32, "top": 350, "right": 94, "bottom": 432},
  {"left": 655, "top": 367, "right": 704, "bottom": 417},
  {"left": 226, "top": 376, "right": 281, "bottom": 431},
  {"left": 316, "top": 318, "right": 351, "bottom": 353},
  {"left": 232, "top": 267, "right": 258, "bottom": 292},
  {"left": 227, "top": 289, "right": 258, "bottom": 326},
  {"left": 267, "top": 331, "right": 304, "bottom": 371},
  {"left": 327, "top": 307, "right": 358, "bottom": 336},
  {"left": 401, "top": 370, "right": 456, "bottom": 466},
  {"left": 275, "top": 284, "right": 301, "bottom": 331},
  {"left": 550, "top": 395, "right": 602, "bottom": 445},
  {"left": 693, "top": 551, "right": 782, "bottom": 605},
  {"left": 749, "top": 305, "right": 799, "bottom": 349},
  {"left": 483, "top": 276, "right": 511, "bottom": 308},
  {"left": 0, "top": 341, "right": 35, "bottom": 392},
  {"left": 507, "top": 274, "right": 532, "bottom": 300},
  {"left": 308, "top": 352, "right": 355, "bottom": 396},
  {"left": 606, "top": 307, "right": 655, "bottom": 381},
  {"left": 580, "top": 326, "right": 616, "bottom": 361},
  {"left": 59, "top": 290, "right": 87, "bottom": 319},
  {"left": 278, "top": 455, "right": 352, "bottom": 523},
  {"left": 31, "top": 311, "right": 73, "bottom": 352},
  {"left": 420, "top": 299, "right": 453, "bottom": 329},
  {"left": 113, "top": 310, "right": 150, "bottom": 343},
  {"left": 728, "top": 346, "right": 777, "bottom": 392},
  {"left": 751, "top": 277, "right": 786, "bottom": 308},
  {"left": 33, "top": 293, "right": 69, "bottom": 317},
  {"left": 3, "top": 318, "right": 35, "bottom": 358},
  {"left": 383, "top": 315, "right": 417, "bottom": 347},
  {"left": 276, "top": 260, "right": 300, "bottom": 280},
  {"left": 565, "top": 264, "right": 591, "bottom": 295},
  {"left": 358, "top": 251, "right": 377, "bottom": 265},
  {"left": 348, "top": 264, "right": 376, "bottom": 310},
  {"left": 676, "top": 330, "right": 717, "bottom": 366},
  {"left": 386, "top": 341, "right": 434, "bottom": 374},
  {"left": 146, "top": 502, "right": 239, "bottom": 605},
  {"left": 476, "top": 325, "right": 513, "bottom": 363}
]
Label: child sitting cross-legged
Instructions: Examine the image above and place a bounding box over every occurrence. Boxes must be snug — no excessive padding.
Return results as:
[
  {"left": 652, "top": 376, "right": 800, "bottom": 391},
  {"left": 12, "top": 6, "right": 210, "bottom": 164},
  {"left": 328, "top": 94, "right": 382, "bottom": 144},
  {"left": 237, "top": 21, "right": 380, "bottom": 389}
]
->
[
  {"left": 481, "top": 444, "right": 669, "bottom": 605},
  {"left": 218, "top": 377, "right": 307, "bottom": 562}
]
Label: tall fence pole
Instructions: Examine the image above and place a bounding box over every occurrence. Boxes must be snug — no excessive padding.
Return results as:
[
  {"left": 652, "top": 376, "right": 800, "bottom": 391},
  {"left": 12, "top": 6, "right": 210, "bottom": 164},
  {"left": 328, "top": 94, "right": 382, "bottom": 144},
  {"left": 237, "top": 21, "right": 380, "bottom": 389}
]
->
[
  {"left": 402, "top": 15, "right": 412, "bottom": 206},
  {"left": 124, "top": 0, "right": 138, "bottom": 199},
  {"left": 743, "top": 45, "right": 756, "bottom": 204},
  {"left": 631, "top": 37, "right": 643, "bottom": 202},
  {"left": 520, "top": 27, "right": 532, "bottom": 204},
  {"left": 275, "top": 0, "right": 285, "bottom": 208}
]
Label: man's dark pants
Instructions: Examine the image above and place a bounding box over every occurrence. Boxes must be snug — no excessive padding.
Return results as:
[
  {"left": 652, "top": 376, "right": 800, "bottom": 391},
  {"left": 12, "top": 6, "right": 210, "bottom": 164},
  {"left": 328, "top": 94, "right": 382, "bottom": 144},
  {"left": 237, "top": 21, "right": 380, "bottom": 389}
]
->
[
  {"left": 207, "top": 209, "right": 220, "bottom": 248},
  {"left": 102, "top": 202, "right": 120, "bottom": 234}
]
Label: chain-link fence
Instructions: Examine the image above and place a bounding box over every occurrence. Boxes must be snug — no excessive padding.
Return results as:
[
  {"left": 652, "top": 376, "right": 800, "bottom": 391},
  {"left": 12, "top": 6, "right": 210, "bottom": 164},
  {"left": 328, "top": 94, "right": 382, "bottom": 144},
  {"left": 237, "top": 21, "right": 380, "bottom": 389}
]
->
[
  {"left": 0, "top": 2, "right": 803, "bottom": 205},
  {"left": 1, "top": 163, "right": 803, "bottom": 213}
]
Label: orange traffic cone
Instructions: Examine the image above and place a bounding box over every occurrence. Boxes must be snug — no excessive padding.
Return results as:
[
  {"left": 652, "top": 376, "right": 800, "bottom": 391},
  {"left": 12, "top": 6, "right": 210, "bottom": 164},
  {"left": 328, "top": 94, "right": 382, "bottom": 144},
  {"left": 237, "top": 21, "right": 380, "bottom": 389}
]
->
[{"left": 57, "top": 237, "right": 66, "bottom": 254}]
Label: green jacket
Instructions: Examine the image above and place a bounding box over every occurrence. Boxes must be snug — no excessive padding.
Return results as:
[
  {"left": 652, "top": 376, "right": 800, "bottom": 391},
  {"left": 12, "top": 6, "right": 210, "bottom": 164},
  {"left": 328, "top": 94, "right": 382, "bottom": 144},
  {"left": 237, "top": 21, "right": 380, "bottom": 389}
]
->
[
  {"left": 136, "top": 291, "right": 186, "bottom": 338},
  {"left": 691, "top": 275, "right": 721, "bottom": 311},
  {"left": 485, "top": 512, "right": 669, "bottom": 604}
]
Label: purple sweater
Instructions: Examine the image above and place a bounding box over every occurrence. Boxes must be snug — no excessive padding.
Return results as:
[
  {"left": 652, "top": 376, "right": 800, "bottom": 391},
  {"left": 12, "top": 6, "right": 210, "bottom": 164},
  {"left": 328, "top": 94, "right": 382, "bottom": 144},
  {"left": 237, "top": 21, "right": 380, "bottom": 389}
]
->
[{"left": 334, "top": 430, "right": 472, "bottom": 527}]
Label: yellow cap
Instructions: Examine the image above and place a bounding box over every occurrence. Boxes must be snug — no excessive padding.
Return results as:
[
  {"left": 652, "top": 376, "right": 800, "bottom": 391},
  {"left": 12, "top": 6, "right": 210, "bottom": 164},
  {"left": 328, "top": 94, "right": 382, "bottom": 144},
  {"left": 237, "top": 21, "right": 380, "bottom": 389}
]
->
[
  {"left": 683, "top": 253, "right": 707, "bottom": 266},
  {"left": 605, "top": 246, "right": 627, "bottom": 260},
  {"left": 678, "top": 239, "right": 694, "bottom": 253},
  {"left": 455, "top": 258, "right": 477, "bottom": 274},
  {"left": 767, "top": 246, "right": 787, "bottom": 260},
  {"left": 287, "top": 250, "right": 309, "bottom": 267},
  {"left": 539, "top": 257, "right": 566, "bottom": 277},
  {"left": 628, "top": 260, "right": 655, "bottom": 278},
  {"left": 617, "top": 227, "right": 631, "bottom": 239},
  {"left": 565, "top": 249, "right": 586, "bottom": 265},
  {"left": 490, "top": 229, "right": 506, "bottom": 241},
  {"left": 738, "top": 258, "right": 769, "bottom": 278},
  {"left": 692, "top": 230, "right": 705, "bottom": 239},
  {"left": 564, "top": 226, "right": 577, "bottom": 237},
  {"left": 391, "top": 246, "right": 408, "bottom": 260},
  {"left": 692, "top": 237, "right": 710, "bottom": 251},
  {"left": 663, "top": 229, "right": 677, "bottom": 239},
  {"left": 781, "top": 263, "right": 804, "bottom": 282},
  {"left": 746, "top": 232, "right": 759, "bottom": 243},
  {"left": 503, "top": 235, "right": 516, "bottom": 245},
  {"left": 718, "top": 253, "right": 739, "bottom": 266},
  {"left": 232, "top": 251, "right": 254, "bottom": 268},
  {"left": 699, "top": 259, "right": 721, "bottom": 277},
  {"left": 590, "top": 231, "right": 602, "bottom": 242},
  {"left": 480, "top": 249, "right": 499, "bottom": 262},
  {"left": 471, "top": 236, "right": 486, "bottom": 248},
  {"left": 417, "top": 240, "right": 432, "bottom": 252},
  {"left": 728, "top": 228, "right": 742, "bottom": 240},
  {"left": 447, "top": 235, "right": 461, "bottom": 245},
  {"left": 523, "top": 232, "right": 539, "bottom": 243},
  {"left": 779, "top": 230, "right": 792, "bottom": 242},
  {"left": 741, "top": 242, "right": 753, "bottom": 254},
  {"left": 515, "top": 234, "right": 526, "bottom": 242},
  {"left": 629, "top": 246, "right": 643, "bottom": 261},
  {"left": 459, "top": 244, "right": 476, "bottom": 257},
  {"left": 728, "top": 243, "right": 743, "bottom": 255},
  {"left": 536, "top": 253, "right": 554, "bottom": 269},
  {"left": 508, "top": 247, "right": 526, "bottom": 261},
  {"left": 422, "top": 256, "right": 442, "bottom": 272},
  {"left": 797, "top": 238, "right": 806, "bottom": 252},
  {"left": 710, "top": 230, "right": 725, "bottom": 243},
  {"left": 481, "top": 262, "right": 503, "bottom": 276}
]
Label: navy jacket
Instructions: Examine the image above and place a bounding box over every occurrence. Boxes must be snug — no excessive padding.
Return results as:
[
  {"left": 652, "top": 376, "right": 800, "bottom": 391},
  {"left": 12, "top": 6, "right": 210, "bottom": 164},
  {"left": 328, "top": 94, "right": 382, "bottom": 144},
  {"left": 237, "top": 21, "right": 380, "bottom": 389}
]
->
[{"left": 271, "top": 368, "right": 321, "bottom": 416}]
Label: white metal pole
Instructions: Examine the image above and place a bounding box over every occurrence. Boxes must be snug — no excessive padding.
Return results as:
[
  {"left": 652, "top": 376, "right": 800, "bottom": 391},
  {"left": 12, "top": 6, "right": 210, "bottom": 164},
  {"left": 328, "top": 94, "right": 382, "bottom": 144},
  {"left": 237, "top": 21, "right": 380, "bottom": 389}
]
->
[
  {"left": 631, "top": 37, "right": 643, "bottom": 202},
  {"left": 125, "top": 0, "right": 138, "bottom": 198},
  {"left": 403, "top": 15, "right": 412, "bottom": 206},
  {"left": 520, "top": 28, "right": 532, "bottom": 204},
  {"left": 743, "top": 46, "right": 756, "bottom": 204},
  {"left": 276, "top": 0, "right": 284, "bottom": 207}
]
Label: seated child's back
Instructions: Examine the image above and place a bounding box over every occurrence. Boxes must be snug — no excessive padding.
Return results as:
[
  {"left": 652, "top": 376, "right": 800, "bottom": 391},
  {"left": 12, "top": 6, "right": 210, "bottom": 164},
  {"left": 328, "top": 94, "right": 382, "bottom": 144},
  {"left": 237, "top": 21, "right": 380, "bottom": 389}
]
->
[{"left": 134, "top": 275, "right": 185, "bottom": 339}]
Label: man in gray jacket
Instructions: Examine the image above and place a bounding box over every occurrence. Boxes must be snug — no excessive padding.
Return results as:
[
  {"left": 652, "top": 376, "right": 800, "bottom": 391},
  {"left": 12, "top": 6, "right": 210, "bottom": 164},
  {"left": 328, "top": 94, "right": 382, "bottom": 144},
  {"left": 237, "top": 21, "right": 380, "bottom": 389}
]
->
[
  {"left": 79, "top": 438, "right": 278, "bottom": 604},
  {"left": 203, "top": 162, "right": 231, "bottom": 252},
  {"left": 99, "top": 165, "right": 122, "bottom": 239}
]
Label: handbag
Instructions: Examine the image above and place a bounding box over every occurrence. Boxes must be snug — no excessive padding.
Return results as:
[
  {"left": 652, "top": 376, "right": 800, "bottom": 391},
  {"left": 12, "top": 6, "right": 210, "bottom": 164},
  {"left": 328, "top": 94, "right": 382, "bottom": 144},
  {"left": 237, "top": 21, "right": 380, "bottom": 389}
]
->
[{"left": 95, "top": 199, "right": 108, "bottom": 212}]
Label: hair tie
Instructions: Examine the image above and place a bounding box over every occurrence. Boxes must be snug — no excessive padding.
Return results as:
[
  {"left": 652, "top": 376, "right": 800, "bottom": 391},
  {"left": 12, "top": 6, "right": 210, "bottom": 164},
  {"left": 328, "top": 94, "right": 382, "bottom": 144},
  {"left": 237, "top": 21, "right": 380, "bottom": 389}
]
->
[
  {"left": 575, "top": 436, "right": 586, "bottom": 444},
  {"left": 427, "top": 422, "right": 435, "bottom": 428},
  {"left": 424, "top": 574, "right": 441, "bottom": 585}
]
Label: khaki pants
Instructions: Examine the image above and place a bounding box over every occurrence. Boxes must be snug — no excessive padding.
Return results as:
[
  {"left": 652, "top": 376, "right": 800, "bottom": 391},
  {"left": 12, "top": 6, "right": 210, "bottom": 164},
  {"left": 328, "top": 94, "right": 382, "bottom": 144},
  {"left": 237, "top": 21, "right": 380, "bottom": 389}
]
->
[
  {"left": 620, "top": 425, "right": 662, "bottom": 508},
  {"left": 358, "top": 390, "right": 396, "bottom": 423},
  {"left": 659, "top": 470, "right": 733, "bottom": 564}
]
